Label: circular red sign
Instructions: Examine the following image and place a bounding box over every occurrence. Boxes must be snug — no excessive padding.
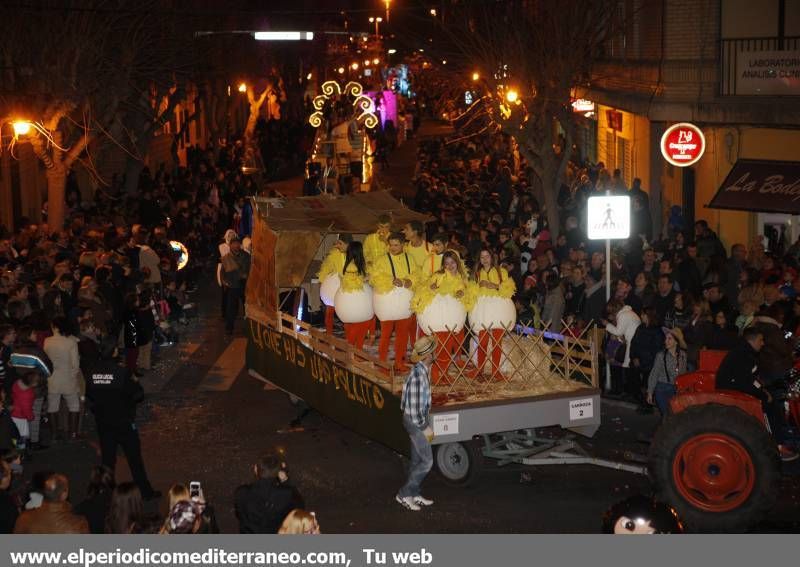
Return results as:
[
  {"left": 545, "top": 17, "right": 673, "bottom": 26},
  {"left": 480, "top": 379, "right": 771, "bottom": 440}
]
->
[{"left": 660, "top": 122, "right": 705, "bottom": 167}]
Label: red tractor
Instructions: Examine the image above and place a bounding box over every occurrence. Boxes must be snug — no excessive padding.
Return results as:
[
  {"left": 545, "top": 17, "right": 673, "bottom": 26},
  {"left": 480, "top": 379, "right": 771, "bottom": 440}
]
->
[{"left": 650, "top": 350, "right": 799, "bottom": 533}]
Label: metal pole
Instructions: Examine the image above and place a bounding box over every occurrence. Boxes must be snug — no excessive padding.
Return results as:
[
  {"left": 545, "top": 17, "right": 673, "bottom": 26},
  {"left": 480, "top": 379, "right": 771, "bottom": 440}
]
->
[{"left": 604, "top": 236, "right": 612, "bottom": 392}]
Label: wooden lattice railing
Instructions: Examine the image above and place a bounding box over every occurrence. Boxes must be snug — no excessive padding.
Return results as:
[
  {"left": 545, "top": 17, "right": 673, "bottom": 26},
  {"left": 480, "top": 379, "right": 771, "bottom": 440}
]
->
[{"left": 247, "top": 307, "right": 600, "bottom": 405}]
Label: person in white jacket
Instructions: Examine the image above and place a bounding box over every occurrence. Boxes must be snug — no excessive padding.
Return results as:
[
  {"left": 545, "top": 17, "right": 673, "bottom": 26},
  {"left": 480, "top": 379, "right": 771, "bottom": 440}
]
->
[{"left": 605, "top": 300, "right": 641, "bottom": 367}]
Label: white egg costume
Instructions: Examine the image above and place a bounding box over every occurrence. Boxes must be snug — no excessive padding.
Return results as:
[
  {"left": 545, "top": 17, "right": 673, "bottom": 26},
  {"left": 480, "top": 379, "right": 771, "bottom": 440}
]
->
[
  {"left": 469, "top": 295, "right": 517, "bottom": 331},
  {"left": 418, "top": 294, "right": 467, "bottom": 335},
  {"left": 374, "top": 287, "right": 414, "bottom": 321},
  {"left": 319, "top": 273, "right": 340, "bottom": 307},
  {"left": 334, "top": 285, "right": 374, "bottom": 323}
]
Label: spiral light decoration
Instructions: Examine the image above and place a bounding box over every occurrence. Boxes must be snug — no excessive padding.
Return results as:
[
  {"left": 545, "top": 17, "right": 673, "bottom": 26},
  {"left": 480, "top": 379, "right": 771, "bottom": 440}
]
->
[
  {"left": 352, "top": 95, "right": 374, "bottom": 113},
  {"left": 308, "top": 111, "right": 324, "bottom": 128},
  {"left": 320, "top": 81, "right": 341, "bottom": 96},
  {"left": 343, "top": 81, "right": 364, "bottom": 96},
  {"left": 312, "top": 95, "right": 328, "bottom": 110},
  {"left": 361, "top": 113, "right": 379, "bottom": 129}
]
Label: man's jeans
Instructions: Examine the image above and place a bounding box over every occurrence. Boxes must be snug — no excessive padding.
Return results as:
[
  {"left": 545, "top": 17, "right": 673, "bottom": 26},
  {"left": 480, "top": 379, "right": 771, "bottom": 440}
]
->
[
  {"left": 225, "top": 286, "right": 244, "bottom": 333},
  {"left": 398, "top": 415, "right": 433, "bottom": 498}
]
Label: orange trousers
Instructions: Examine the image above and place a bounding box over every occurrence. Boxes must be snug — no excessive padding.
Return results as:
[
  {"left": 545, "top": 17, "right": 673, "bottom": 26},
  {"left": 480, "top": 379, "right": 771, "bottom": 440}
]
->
[
  {"left": 432, "top": 330, "right": 464, "bottom": 385},
  {"left": 344, "top": 320, "right": 371, "bottom": 350},
  {"left": 478, "top": 328, "right": 505, "bottom": 378},
  {"left": 325, "top": 306, "right": 335, "bottom": 334},
  {"left": 379, "top": 317, "right": 414, "bottom": 368}
]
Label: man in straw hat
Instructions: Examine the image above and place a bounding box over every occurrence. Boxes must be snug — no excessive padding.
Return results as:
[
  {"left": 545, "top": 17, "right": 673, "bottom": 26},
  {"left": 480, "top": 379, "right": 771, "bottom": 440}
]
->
[{"left": 396, "top": 336, "right": 436, "bottom": 511}]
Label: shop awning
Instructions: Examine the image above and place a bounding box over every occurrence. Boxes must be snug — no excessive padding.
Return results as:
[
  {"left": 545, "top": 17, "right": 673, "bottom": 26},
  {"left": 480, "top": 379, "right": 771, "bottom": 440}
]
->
[{"left": 709, "top": 159, "right": 800, "bottom": 214}]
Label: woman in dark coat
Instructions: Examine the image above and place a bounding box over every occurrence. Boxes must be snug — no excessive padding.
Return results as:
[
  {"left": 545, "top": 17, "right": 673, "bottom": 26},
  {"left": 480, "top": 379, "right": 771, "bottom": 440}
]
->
[{"left": 629, "top": 308, "right": 666, "bottom": 409}]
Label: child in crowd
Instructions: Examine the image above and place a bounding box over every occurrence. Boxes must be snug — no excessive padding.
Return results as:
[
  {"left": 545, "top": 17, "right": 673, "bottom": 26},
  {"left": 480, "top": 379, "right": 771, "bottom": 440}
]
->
[{"left": 10, "top": 373, "right": 37, "bottom": 455}]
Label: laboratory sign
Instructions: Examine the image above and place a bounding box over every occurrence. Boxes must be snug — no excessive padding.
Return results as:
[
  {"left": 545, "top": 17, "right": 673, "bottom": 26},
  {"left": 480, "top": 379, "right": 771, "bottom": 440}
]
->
[
  {"left": 735, "top": 49, "right": 800, "bottom": 96},
  {"left": 660, "top": 123, "right": 705, "bottom": 167},
  {"left": 708, "top": 159, "right": 800, "bottom": 215}
]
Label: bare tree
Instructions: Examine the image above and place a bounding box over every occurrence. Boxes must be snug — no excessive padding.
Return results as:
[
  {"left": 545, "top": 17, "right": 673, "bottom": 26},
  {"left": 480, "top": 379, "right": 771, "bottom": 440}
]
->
[
  {"left": 1, "top": 0, "right": 195, "bottom": 230},
  {"left": 439, "top": 0, "right": 623, "bottom": 235}
]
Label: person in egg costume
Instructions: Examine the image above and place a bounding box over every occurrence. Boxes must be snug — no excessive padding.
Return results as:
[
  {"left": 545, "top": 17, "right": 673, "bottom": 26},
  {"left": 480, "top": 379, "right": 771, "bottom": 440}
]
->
[
  {"left": 413, "top": 250, "right": 474, "bottom": 385},
  {"left": 317, "top": 234, "right": 351, "bottom": 334},
  {"left": 334, "top": 241, "right": 374, "bottom": 349},
  {"left": 370, "top": 233, "right": 418, "bottom": 370},
  {"left": 469, "top": 248, "right": 517, "bottom": 380}
]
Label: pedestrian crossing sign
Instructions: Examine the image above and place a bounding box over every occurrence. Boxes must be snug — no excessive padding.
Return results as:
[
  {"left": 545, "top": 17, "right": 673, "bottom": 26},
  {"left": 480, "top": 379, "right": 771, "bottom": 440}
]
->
[{"left": 587, "top": 195, "right": 630, "bottom": 240}]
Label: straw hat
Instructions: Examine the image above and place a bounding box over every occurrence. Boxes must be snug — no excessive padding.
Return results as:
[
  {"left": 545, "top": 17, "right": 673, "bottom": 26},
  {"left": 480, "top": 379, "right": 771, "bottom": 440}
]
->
[{"left": 410, "top": 336, "right": 437, "bottom": 362}]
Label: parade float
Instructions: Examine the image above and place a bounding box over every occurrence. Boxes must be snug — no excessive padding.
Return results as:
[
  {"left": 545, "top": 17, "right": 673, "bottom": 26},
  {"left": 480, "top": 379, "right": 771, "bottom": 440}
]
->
[{"left": 244, "top": 192, "right": 627, "bottom": 487}]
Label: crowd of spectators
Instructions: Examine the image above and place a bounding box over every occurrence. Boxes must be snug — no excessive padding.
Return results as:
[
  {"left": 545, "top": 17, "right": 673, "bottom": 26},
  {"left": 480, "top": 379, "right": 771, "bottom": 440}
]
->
[{"left": 0, "top": 133, "right": 309, "bottom": 532}]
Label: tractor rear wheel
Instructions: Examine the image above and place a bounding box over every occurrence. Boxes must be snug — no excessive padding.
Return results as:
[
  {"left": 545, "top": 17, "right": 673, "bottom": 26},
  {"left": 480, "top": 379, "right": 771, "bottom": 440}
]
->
[{"left": 650, "top": 404, "right": 780, "bottom": 533}]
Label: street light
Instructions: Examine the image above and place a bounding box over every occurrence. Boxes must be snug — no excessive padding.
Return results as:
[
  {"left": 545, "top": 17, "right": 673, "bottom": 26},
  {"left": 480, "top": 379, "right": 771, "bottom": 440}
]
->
[
  {"left": 430, "top": 8, "right": 437, "bottom": 17},
  {"left": 369, "top": 16, "right": 383, "bottom": 37},
  {"left": 351, "top": 62, "right": 359, "bottom": 70},
  {"left": 12, "top": 121, "right": 32, "bottom": 136},
  {"left": 253, "top": 31, "right": 314, "bottom": 41},
  {"left": 338, "top": 67, "right": 345, "bottom": 74},
  {"left": 506, "top": 89, "right": 519, "bottom": 103},
  {"left": 472, "top": 72, "right": 480, "bottom": 82},
  {"left": 364, "top": 59, "right": 370, "bottom": 66},
  {"left": 373, "top": 58, "right": 380, "bottom": 65},
  {"left": 237, "top": 83, "right": 247, "bottom": 93}
]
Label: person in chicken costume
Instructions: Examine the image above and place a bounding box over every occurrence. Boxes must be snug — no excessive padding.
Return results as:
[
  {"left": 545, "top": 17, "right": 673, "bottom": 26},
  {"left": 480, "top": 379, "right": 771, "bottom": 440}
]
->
[
  {"left": 334, "top": 241, "right": 374, "bottom": 349},
  {"left": 413, "top": 250, "right": 474, "bottom": 385},
  {"left": 469, "top": 248, "right": 517, "bottom": 380},
  {"left": 370, "top": 232, "right": 418, "bottom": 370},
  {"left": 403, "top": 221, "right": 431, "bottom": 270},
  {"left": 421, "top": 233, "right": 448, "bottom": 279},
  {"left": 363, "top": 214, "right": 391, "bottom": 269},
  {"left": 317, "top": 234, "right": 351, "bottom": 334}
]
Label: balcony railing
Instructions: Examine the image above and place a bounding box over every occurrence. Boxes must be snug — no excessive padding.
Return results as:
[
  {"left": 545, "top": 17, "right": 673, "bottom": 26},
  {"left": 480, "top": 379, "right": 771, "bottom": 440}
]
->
[{"left": 721, "top": 36, "right": 800, "bottom": 96}]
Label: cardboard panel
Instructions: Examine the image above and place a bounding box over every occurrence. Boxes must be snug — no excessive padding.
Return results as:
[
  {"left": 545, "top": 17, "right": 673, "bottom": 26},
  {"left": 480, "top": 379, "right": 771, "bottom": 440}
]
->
[
  {"left": 245, "top": 211, "right": 278, "bottom": 315},
  {"left": 275, "top": 231, "right": 324, "bottom": 288}
]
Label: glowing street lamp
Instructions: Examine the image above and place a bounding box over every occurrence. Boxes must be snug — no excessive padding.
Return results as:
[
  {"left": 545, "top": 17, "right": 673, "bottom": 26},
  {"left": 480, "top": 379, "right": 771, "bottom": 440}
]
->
[
  {"left": 373, "top": 58, "right": 380, "bottom": 65},
  {"left": 351, "top": 62, "right": 359, "bottom": 70},
  {"left": 430, "top": 8, "right": 437, "bottom": 17},
  {"left": 12, "top": 121, "right": 32, "bottom": 136},
  {"left": 364, "top": 59, "right": 371, "bottom": 66},
  {"left": 237, "top": 83, "right": 247, "bottom": 93},
  {"left": 369, "top": 16, "right": 383, "bottom": 37},
  {"left": 338, "top": 67, "right": 345, "bottom": 74},
  {"left": 253, "top": 31, "right": 314, "bottom": 41},
  {"left": 505, "top": 89, "right": 519, "bottom": 103},
  {"left": 472, "top": 72, "right": 480, "bottom": 82}
]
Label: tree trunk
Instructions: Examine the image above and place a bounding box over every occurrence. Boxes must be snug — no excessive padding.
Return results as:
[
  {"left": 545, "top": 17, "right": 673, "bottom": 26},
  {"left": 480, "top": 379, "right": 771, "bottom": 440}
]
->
[
  {"left": 123, "top": 157, "right": 143, "bottom": 195},
  {"left": 46, "top": 166, "right": 67, "bottom": 232}
]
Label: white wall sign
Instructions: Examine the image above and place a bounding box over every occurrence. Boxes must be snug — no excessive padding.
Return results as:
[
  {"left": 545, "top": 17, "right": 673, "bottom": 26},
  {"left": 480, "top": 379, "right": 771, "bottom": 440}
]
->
[
  {"left": 433, "top": 413, "right": 459, "bottom": 436},
  {"left": 735, "top": 49, "right": 800, "bottom": 95},
  {"left": 569, "top": 398, "right": 594, "bottom": 421},
  {"left": 587, "top": 195, "right": 630, "bottom": 240}
]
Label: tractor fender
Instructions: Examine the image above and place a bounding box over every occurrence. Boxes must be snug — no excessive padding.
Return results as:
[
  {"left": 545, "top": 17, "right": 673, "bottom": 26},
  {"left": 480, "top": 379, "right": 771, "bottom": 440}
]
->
[{"left": 669, "top": 391, "right": 767, "bottom": 426}]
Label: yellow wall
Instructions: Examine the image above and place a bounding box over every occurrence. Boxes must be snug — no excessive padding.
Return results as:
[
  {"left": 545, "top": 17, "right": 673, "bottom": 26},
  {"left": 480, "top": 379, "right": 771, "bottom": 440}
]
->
[
  {"left": 694, "top": 127, "right": 800, "bottom": 250},
  {"left": 596, "top": 104, "right": 651, "bottom": 189}
]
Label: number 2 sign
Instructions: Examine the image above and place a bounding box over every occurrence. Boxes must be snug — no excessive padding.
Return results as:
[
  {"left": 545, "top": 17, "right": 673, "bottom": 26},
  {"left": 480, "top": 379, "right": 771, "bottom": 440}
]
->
[{"left": 569, "top": 398, "right": 594, "bottom": 421}]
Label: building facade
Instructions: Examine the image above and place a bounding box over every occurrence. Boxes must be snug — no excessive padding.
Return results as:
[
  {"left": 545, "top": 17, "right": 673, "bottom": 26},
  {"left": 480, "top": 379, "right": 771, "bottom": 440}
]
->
[{"left": 582, "top": 0, "right": 800, "bottom": 252}]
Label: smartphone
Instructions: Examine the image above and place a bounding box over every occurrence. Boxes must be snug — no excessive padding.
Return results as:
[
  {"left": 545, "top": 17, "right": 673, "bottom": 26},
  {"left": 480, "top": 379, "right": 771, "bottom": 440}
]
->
[{"left": 189, "top": 481, "right": 201, "bottom": 501}]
